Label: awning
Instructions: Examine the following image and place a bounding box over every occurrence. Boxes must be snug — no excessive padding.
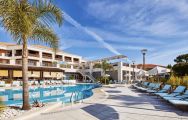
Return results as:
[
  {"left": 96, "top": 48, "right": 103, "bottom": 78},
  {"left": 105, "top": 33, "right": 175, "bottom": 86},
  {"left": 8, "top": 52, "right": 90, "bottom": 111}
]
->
[
  {"left": 43, "top": 72, "right": 52, "bottom": 78},
  {"left": 51, "top": 72, "right": 58, "bottom": 78},
  {"left": 28, "top": 71, "right": 40, "bottom": 78},
  {"left": 0, "top": 70, "right": 8, "bottom": 77},
  {"left": 13, "top": 70, "right": 22, "bottom": 77}
]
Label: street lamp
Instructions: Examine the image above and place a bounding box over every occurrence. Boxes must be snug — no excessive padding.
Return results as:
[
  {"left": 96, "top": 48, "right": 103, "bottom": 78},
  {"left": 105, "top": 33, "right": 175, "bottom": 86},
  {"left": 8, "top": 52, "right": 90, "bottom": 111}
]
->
[
  {"left": 141, "top": 49, "right": 147, "bottom": 70},
  {"left": 132, "top": 61, "right": 135, "bottom": 82}
]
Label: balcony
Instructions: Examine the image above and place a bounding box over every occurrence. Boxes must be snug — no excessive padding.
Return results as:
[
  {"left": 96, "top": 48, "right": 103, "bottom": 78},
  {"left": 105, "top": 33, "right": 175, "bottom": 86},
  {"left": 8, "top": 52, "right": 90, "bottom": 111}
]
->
[
  {"left": 0, "top": 59, "right": 10, "bottom": 64},
  {"left": 5, "top": 50, "right": 12, "bottom": 57},
  {"left": 15, "top": 59, "right": 22, "bottom": 65},
  {"left": 64, "top": 56, "right": 72, "bottom": 62},
  {"left": 15, "top": 50, "right": 22, "bottom": 56},
  {"left": 28, "top": 60, "right": 38, "bottom": 66},
  {"left": 42, "top": 52, "right": 52, "bottom": 59},
  {"left": 55, "top": 55, "right": 63, "bottom": 61},
  {"left": 73, "top": 58, "right": 79, "bottom": 63},
  {"left": 73, "top": 65, "right": 79, "bottom": 69},
  {"left": 28, "top": 50, "right": 39, "bottom": 57},
  {"left": 60, "top": 64, "right": 71, "bottom": 68},
  {"left": 42, "top": 61, "right": 57, "bottom": 67}
]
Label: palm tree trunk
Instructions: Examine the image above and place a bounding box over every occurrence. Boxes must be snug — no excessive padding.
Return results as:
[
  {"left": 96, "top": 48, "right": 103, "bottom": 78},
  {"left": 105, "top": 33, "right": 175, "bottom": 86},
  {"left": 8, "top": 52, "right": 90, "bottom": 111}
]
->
[{"left": 22, "top": 35, "right": 30, "bottom": 110}]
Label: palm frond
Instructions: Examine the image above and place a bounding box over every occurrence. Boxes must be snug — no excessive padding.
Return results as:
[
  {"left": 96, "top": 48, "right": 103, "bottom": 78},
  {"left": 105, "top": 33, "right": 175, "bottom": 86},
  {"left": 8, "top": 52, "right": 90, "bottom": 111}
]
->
[
  {"left": 0, "top": 0, "right": 37, "bottom": 42},
  {"left": 33, "top": 0, "right": 63, "bottom": 27},
  {"left": 30, "top": 25, "right": 59, "bottom": 50}
]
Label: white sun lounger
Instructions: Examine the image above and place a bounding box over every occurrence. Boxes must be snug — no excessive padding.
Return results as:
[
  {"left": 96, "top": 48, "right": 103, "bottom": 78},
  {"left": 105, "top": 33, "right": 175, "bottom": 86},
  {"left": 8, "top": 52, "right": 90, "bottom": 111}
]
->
[
  {"left": 43, "top": 91, "right": 51, "bottom": 97},
  {"left": 0, "top": 81, "right": 5, "bottom": 87},
  {"left": 0, "top": 95, "right": 8, "bottom": 101},
  {"left": 12, "top": 81, "right": 20, "bottom": 87}
]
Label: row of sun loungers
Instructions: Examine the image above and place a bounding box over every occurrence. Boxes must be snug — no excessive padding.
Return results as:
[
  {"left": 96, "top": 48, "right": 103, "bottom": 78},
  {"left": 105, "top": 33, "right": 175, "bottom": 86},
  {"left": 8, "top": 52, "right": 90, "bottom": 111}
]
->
[
  {"left": 133, "top": 82, "right": 188, "bottom": 110},
  {"left": 0, "top": 80, "right": 68, "bottom": 87}
]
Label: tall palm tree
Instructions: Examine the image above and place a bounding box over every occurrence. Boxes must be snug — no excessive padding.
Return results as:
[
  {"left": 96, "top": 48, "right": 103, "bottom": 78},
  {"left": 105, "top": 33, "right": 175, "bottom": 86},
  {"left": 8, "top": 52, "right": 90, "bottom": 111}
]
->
[{"left": 0, "top": 0, "right": 63, "bottom": 110}]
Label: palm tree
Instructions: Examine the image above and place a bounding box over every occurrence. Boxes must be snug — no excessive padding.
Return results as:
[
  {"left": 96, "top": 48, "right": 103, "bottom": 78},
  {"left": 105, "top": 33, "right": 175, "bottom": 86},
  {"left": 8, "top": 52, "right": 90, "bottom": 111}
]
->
[
  {"left": 0, "top": 0, "right": 63, "bottom": 110},
  {"left": 94, "top": 61, "right": 113, "bottom": 84}
]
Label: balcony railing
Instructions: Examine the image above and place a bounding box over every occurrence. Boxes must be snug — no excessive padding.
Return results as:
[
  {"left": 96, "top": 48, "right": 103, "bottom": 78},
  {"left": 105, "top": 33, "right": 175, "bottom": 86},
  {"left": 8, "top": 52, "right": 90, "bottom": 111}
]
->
[
  {"left": 15, "top": 53, "right": 22, "bottom": 56},
  {"left": 55, "top": 57, "right": 62, "bottom": 61},
  {"left": 28, "top": 53, "right": 39, "bottom": 57},
  {"left": 0, "top": 60, "right": 10, "bottom": 64},
  {"left": 65, "top": 59, "right": 72, "bottom": 62},
  {"left": 28, "top": 62, "right": 37, "bottom": 66},
  {"left": 42, "top": 55, "right": 52, "bottom": 59}
]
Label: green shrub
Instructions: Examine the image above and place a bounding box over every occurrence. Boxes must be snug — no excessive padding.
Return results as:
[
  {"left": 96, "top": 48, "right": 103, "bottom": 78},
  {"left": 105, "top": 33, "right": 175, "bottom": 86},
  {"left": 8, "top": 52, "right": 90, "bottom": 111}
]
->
[
  {"left": 96, "top": 76, "right": 109, "bottom": 84},
  {"left": 69, "top": 75, "right": 74, "bottom": 80},
  {"left": 5, "top": 79, "right": 13, "bottom": 84}
]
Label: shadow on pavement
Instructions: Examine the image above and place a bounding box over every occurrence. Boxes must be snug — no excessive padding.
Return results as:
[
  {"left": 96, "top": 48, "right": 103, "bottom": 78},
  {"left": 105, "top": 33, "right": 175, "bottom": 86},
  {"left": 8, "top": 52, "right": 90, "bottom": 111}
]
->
[{"left": 82, "top": 103, "right": 119, "bottom": 120}]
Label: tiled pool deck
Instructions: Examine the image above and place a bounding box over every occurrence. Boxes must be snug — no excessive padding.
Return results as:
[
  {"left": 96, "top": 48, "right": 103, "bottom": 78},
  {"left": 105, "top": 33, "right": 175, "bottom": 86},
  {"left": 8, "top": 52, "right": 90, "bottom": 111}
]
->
[{"left": 25, "top": 85, "right": 188, "bottom": 120}]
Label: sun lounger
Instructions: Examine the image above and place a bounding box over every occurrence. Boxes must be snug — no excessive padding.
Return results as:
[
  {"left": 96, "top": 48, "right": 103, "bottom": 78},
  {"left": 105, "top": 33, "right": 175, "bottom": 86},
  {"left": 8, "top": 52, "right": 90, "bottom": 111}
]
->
[
  {"left": 34, "top": 81, "right": 39, "bottom": 85},
  {"left": 0, "top": 88, "right": 5, "bottom": 92},
  {"left": 12, "top": 81, "right": 20, "bottom": 87},
  {"left": 169, "top": 99, "right": 188, "bottom": 110},
  {"left": 5, "top": 84, "right": 11, "bottom": 87},
  {"left": 0, "top": 95, "right": 8, "bottom": 101},
  {"left": 0, "top": 81, "right": 5, "bottom": 87},
  {"left": 134, "top": 82, "right": 150, "bottom": 90},
  {"left": 163, "top": 90, "right": 188, "bottom": 101},
  {"left": 157, "top": 86, "right": 186, "bottom": 98},
  {"left": 137, "top": 83, "right": 156, "bottom": 92},
  {"left": 154, "top": 84, "right": 171, "bottom": 95},
  {"left": 51, "top": 90, "right": 57, "bottom": 96},
  {"left": 147, "top": 83, "right": 161, "bottom": 93},
  {"left": 43, "top": 91, "right": 51, "bottom": 97},
  {"left": 30, "top": 92, "right": 40, "bottom": 98}
]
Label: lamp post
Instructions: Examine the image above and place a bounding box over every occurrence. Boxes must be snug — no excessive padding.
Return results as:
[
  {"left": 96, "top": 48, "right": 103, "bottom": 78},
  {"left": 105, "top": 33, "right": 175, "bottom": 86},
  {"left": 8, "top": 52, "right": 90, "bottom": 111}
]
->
[
  {"left": 132, "top": 61, "right": 135, "bottom": 82},
  {"left": 141, "top": 49, "right": 147, "bottom": 70}
]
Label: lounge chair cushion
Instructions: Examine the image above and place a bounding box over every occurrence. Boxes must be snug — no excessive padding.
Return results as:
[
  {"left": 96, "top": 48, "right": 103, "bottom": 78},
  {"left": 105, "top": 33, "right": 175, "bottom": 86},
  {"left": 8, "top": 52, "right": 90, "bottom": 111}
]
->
[{"left": 169, "top": 99, "right": 188, "bottom": 105}]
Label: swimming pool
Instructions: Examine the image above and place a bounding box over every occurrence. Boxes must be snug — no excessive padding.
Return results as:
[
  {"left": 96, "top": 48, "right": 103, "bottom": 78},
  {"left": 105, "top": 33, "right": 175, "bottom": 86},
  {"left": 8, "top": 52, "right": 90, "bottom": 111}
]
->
[{"left": 0, "top": 83, "right": 101, "bottom": 106}]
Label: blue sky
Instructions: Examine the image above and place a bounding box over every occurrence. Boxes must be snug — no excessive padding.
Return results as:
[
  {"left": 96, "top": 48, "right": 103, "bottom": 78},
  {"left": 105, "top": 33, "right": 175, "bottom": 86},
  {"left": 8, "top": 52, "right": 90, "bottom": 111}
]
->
[{"left": 1, "top": 0, "right": 188, "bottom": 66}]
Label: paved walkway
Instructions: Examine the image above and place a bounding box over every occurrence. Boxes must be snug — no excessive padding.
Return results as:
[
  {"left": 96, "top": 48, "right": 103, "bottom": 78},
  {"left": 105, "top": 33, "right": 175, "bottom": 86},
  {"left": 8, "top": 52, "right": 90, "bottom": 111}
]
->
[{"left": 27, "top": 85, "right": 188, "bottom": 120}]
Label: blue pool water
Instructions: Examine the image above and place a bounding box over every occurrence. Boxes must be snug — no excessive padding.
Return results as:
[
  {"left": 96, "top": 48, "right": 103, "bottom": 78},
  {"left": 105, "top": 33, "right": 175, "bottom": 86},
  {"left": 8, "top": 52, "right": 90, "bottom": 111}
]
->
[{"left": 0, "top": 83, "right": 101, "bottom": 106}]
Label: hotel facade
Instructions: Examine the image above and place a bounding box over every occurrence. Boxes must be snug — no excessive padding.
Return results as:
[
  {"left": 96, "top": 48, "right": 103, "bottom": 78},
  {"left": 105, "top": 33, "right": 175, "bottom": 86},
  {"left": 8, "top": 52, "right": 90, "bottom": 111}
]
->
[{"left": 0, "top": 42, "right": 143, "bottom": 83}]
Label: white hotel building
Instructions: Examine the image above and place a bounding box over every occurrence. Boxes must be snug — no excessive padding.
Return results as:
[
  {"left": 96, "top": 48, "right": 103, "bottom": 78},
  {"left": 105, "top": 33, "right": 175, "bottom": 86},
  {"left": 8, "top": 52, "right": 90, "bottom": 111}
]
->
[{"left": 0, "top": 42, "right": 142, "bottom": 83}]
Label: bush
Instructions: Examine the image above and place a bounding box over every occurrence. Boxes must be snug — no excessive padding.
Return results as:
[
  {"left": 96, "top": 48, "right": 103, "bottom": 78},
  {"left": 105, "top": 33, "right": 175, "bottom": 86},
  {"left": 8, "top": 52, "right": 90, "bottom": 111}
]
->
[
  {"left": 5, "top": 79, "right": 13, "bottom": 84},
  {"left": 166, "top": 75, "right": 188, "bottom": 88},
  {"left": 96, "top": 76, "right": 109, "bottom": 84},
  {"left": 69, "top": 75, "right": 74, "bottom": 80},
  {"left": 172, "top": 63, "right": 188, "bottom": 76}
]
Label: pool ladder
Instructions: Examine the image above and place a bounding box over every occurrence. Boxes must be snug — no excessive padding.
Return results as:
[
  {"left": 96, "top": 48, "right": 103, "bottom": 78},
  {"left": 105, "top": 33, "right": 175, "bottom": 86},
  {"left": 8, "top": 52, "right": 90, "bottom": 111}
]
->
[{"left": 70, "top": 91, "right": 84, "bottom": 103}]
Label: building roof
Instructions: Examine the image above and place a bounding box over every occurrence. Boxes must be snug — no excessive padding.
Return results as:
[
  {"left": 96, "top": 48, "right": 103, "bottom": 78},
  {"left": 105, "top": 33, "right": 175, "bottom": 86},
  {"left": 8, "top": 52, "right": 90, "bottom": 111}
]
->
[
  {"left": 0, "top": 42, "right": 16, "bottom": 46},
  {"left": 136, "top": 64, "right": 165, "bottom": 71}
]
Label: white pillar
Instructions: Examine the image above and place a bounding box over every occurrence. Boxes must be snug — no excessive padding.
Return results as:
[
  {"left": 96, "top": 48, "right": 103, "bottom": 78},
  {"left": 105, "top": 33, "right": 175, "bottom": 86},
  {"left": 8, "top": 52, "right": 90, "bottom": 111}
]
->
[
  {"left": 39, "top": 51, "right": 42, "bottom": 66},
  {"left": 89, "top": 63, "right": 93, "bottom": 74},
  {"left": 118, "top": 62, "right": 123, "bottom": 82}
]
